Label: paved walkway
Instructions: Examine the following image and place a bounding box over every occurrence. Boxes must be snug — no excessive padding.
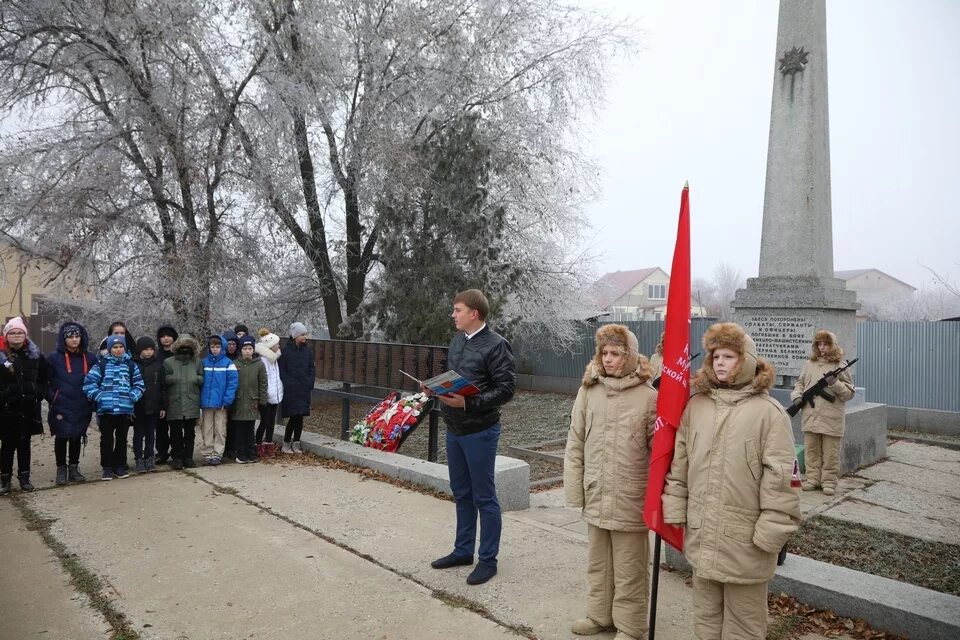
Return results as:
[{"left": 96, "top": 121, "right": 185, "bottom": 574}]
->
[{"left": 3, "top": 430, "right": 954, "bottom": 639}]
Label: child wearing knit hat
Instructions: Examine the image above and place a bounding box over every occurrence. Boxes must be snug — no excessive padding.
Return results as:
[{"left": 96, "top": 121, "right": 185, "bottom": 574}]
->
[
  {"left": 0, "top": 317, "right": 49, "bottom": 494},
  {"left": 662, "top": 323, "right": 801, "bottom": 640},
  {"left": 279, "top": 322, "right": 314, "bottom": 454},
  {"left": 254, "top": 328, "right": 284, "bottom": 453}
]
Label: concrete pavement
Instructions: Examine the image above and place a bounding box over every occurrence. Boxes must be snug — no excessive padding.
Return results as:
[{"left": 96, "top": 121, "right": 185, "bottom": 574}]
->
[{"left": 8, "top": 432, "right": 950, "bottom": 638}]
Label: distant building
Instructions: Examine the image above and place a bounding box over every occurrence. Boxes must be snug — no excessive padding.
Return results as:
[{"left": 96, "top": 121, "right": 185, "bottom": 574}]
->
[
  {"left": 834, "top": 269, "right": 916, "bottom": 321},
  {"left": 1, "top": 240, "right": 97, "bottom": 350},
  {"left": 593, "top": 267, "right": 707, "bottom": 321}
]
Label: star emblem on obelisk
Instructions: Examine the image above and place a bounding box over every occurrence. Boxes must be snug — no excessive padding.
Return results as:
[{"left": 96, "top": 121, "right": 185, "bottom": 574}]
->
[{"left": 778, "top": 46, "right": 810, "bottom": 76}]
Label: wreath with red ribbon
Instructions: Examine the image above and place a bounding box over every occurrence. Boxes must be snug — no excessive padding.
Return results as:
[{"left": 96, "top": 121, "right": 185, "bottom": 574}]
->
[{"left": 350, "top": 391, "right": 434, "bottom": 453}]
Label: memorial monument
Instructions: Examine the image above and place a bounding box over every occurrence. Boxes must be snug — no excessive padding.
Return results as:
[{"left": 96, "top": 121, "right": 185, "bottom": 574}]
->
[
  {"left": 733, "top": 0, "right": 858, "bottom": 381},
  {"left": 732, "top": 0, "right": 887, "bottom": 473}
]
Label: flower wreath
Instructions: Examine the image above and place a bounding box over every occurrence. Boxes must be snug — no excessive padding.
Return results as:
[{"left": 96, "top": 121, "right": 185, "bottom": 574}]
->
[{"left": 349, "top": 391, "right": 434, "bottom": 453}]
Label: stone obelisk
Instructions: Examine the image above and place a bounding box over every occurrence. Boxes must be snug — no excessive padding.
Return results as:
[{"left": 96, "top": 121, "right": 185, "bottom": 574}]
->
[{"left": 733, "top": 0, "right": 858, "bottom": 382}]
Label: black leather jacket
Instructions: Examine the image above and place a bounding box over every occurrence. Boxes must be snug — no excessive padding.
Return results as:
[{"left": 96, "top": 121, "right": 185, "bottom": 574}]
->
[{"left": 441, "top": 326, "right": 516, "bottom": 435}]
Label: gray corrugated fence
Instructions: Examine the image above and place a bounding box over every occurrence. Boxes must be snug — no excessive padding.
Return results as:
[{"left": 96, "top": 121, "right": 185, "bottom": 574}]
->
[
  {"left": 856, "top": 321, "right": 960, "bottom": 411},
  {"left": 515, "top": 320, "right": 960, "bottom": 412},
  {"left": 514, "top": 319, "right": 714, "bottom": 379}
]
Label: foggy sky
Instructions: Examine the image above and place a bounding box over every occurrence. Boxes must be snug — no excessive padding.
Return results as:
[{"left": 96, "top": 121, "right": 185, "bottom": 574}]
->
[{"left": 576, "top": 0, "right": 959, "bottom": 291}]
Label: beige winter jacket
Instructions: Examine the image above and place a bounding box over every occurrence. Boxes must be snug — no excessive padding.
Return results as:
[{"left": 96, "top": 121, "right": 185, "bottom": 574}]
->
[
  {"left": 791, "top": 359, "right": 855, "bottom": 437},
  {"left": 564, "top": 361, "right": 658, "bottom": 532},
  {"left": 662, "top": 386, "right": 801, "bottom": 584}
]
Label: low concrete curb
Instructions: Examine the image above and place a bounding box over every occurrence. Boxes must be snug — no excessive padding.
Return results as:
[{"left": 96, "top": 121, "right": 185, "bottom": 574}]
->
[
  {"left": 665, "top": 546, "right": 960, "bottom": 640},
  {"left": 273, "top": 431, "right": 531, "bottom": 511}
]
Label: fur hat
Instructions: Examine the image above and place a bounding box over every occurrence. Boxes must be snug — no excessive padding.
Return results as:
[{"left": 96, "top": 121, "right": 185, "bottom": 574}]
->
[
  {"left": 3, "top": 316, "right": 28, "bottom": 338},
  {"left": 693, "top": 322, "right": 775, "bottom": 391},
  {"left": 582, "top": 324, "right": 650, "bottom": 383},
  {"left": 289, "top": 322, "right": 308, "bottom": 339},
  {"left": 136, "top": 336, "right": 157, "bottom": 353},
  {"left": 810, "top": 330, "right": 843, "bottom": 363}
]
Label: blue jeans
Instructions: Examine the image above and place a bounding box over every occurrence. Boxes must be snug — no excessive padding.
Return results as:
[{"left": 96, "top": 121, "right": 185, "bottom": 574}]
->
[
  {"left": 446, "top": 423, "right": 501, "bottom": 565},
  {"left": 133, "top": 414, "right": 158, "bottom": 460}
]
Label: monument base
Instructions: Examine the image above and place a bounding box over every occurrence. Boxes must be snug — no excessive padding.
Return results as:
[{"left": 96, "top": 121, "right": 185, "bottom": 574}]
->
[
  {"left": 733, "top": 276, "right": 858, "bottom": 381},
  {"left": 769, "top": 387, "right": 887, "bottom": 473}
]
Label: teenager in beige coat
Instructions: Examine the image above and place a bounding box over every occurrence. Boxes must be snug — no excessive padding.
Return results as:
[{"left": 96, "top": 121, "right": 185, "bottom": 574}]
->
[
  {"left": 564, "top": 324, "right": 658, "bottom": 640},
  {"left": 662, "top": 323, "right": 801, "bottom": 640},
  {"left": 790, "top": 330, "right": 855, "bottom": 496}
]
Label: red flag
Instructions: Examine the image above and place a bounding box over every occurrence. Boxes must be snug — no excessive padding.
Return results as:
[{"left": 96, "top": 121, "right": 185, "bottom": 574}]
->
[{"left": 643, "top": 183, "right": 692, "bottom": 551}]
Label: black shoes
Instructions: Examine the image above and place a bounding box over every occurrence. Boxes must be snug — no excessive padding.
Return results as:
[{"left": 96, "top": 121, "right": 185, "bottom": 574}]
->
[
  {"left": 18, "top": 473, "right": 35, "bottom": 492},
  {"left": 466, "top": 562, "right": 497, "bottom": 585},
  {"left": 430, "top": 553, "right": 474, "bottom": 569}
]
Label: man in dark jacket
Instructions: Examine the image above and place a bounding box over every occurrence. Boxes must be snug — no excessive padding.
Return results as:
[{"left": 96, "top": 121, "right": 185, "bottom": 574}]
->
[
  {"left": 46, "top": 322, "right": 98, "bottom": 484},
  {"left": 430, "top": 290, "right": 515, "bottom": 586},
  {"left": 0, "top": 317, "right": 50, "bottom": 494},
  {"left": 155, "top": 324, "right": 178, "bottom": 463}
]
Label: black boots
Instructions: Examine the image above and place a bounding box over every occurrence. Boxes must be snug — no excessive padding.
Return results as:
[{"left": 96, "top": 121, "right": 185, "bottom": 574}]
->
[
  {"left": 56, "top": 465, "right": 69, "bottom": 485},
  {"left": 68, "top": 464, "right": 86, "bottom": 482},
  {"left": 18, "top": 472, "right": 34, "bottom": 492},
  {"left": 0, "top": 474, "right": 11, "bottom": 496}
]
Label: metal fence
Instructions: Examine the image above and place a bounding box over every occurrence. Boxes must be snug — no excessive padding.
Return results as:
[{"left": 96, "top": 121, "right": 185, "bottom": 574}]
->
[
  {"left": 513, "top": 319, "right": 715, "bottom": 379},
  {"left": 515, "top": 320, "right": 960, "bottom": 412},
  {"left": 855, "top": 321, "right": 960, "bottom": 412}
]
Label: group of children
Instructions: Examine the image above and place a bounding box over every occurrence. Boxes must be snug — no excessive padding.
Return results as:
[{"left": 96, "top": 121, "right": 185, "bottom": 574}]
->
[
  {"left": 564, "top": 322, "right": 854, "bottom": 640},
  {"left": 0, "top": 318, "right": 315, "bottom": 491}
]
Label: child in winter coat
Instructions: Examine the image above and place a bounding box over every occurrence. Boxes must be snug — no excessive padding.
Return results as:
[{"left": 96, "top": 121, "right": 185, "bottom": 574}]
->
[
  {"left": 230, "top": 336, "right": 267, "bottom": 463},
  {"left": 279, "top": 322, "right": 314, "bottom": 454},
  {"left": 46, "top": 322, "right": 98, "bottom": 485},
  {"left": 154, "top": 324, "right": 179, "bottom": 464},
  {"left": 564, "top": 324, "right": 658, "bottom": 640},
  {"left": 84, "top": 335, "right": 145, "bottom": 480},
  {"left": 791, "top": 330, "right": 855, "bottom": 496},
  {"left": 0, "top": 317, "right": 50, "bottom": 494},
  {"left": 662, "top": 323, "right": 801, "bottom": 640},
  {"left": 133, "top": 337, "right": 166, "bottom": 473},
  {"left": 200, "top": 335, "right": 238, "bottom": 465},
  {"left": 254, "top": 329, "right": 283, "bottom": 452},
  {"left": 163, "top": 334, "right": 203, "bottom": 469}
]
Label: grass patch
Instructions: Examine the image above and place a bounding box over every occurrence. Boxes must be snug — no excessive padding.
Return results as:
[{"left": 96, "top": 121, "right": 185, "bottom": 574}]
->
[
  {"left": 789, "top": 515, "right": 960, "bottom": 596},
  {"left": 13, "top": 497, "right": 141, "bottom": 640}
]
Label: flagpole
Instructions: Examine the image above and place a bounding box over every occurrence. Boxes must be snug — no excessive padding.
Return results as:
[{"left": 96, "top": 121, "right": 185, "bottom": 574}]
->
[
  {"left": 644, "top": 182, "right": 692, "bottom": 640},
  {"left": 650, "top": 534, "right": 662, "bottom": 639}
]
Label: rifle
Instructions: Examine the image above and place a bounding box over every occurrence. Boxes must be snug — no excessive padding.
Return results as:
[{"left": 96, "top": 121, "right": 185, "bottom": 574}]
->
[
  {"left": 651, "top": 352, "right": 700, "bottom": 390},
  {"left": 787, "top": 358, "right": 858, "bottom": 417}
]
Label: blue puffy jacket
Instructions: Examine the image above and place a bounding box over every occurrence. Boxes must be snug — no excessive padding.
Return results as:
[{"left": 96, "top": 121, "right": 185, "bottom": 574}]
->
[
  {"left": 83, "top": 351, "right": 145, "bottom": 416},
  {"left": 46, "top": 322, "right": 98, "bottom": 438},
  {"left": 200, "top": 338, "right": 238, "bottom": 409}
]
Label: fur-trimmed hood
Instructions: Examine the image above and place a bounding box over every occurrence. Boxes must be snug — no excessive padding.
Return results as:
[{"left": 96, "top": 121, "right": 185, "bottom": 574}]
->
[
  {"left": 582, "top": 324, "right": 652, "bottom": 386},
  {"left": 810, "top": 330, "right": 844, "bottom": 363},
  {"left": 170, "top": 334, "right": 200, "bottom": 357},
  {"left": 692, "top": 322, "right": 775, "bottom": 393}
]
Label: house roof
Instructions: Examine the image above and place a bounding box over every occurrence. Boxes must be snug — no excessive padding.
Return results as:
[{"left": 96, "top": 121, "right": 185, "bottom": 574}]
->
[
  {"left": 834, "top": 268, "right": 916, "bottom": 291},
  {"left": 594, "top": 267, "right": 661, "bottom": 309}
]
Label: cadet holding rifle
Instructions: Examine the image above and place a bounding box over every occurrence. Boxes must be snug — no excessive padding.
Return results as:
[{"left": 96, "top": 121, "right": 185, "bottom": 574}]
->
[{"left": 790, "top": 331, "right": 856, "bottom": 496}]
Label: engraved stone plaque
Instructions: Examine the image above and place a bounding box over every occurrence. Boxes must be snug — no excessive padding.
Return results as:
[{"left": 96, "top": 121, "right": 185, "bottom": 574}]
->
[{"left": 741, "top": 314, "right": 815, "bottom": 374}]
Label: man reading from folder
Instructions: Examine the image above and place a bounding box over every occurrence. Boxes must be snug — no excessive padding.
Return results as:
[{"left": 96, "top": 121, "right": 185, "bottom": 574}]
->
[{"left": 428, "top": 289, "right": 516, "bottom": 586}]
